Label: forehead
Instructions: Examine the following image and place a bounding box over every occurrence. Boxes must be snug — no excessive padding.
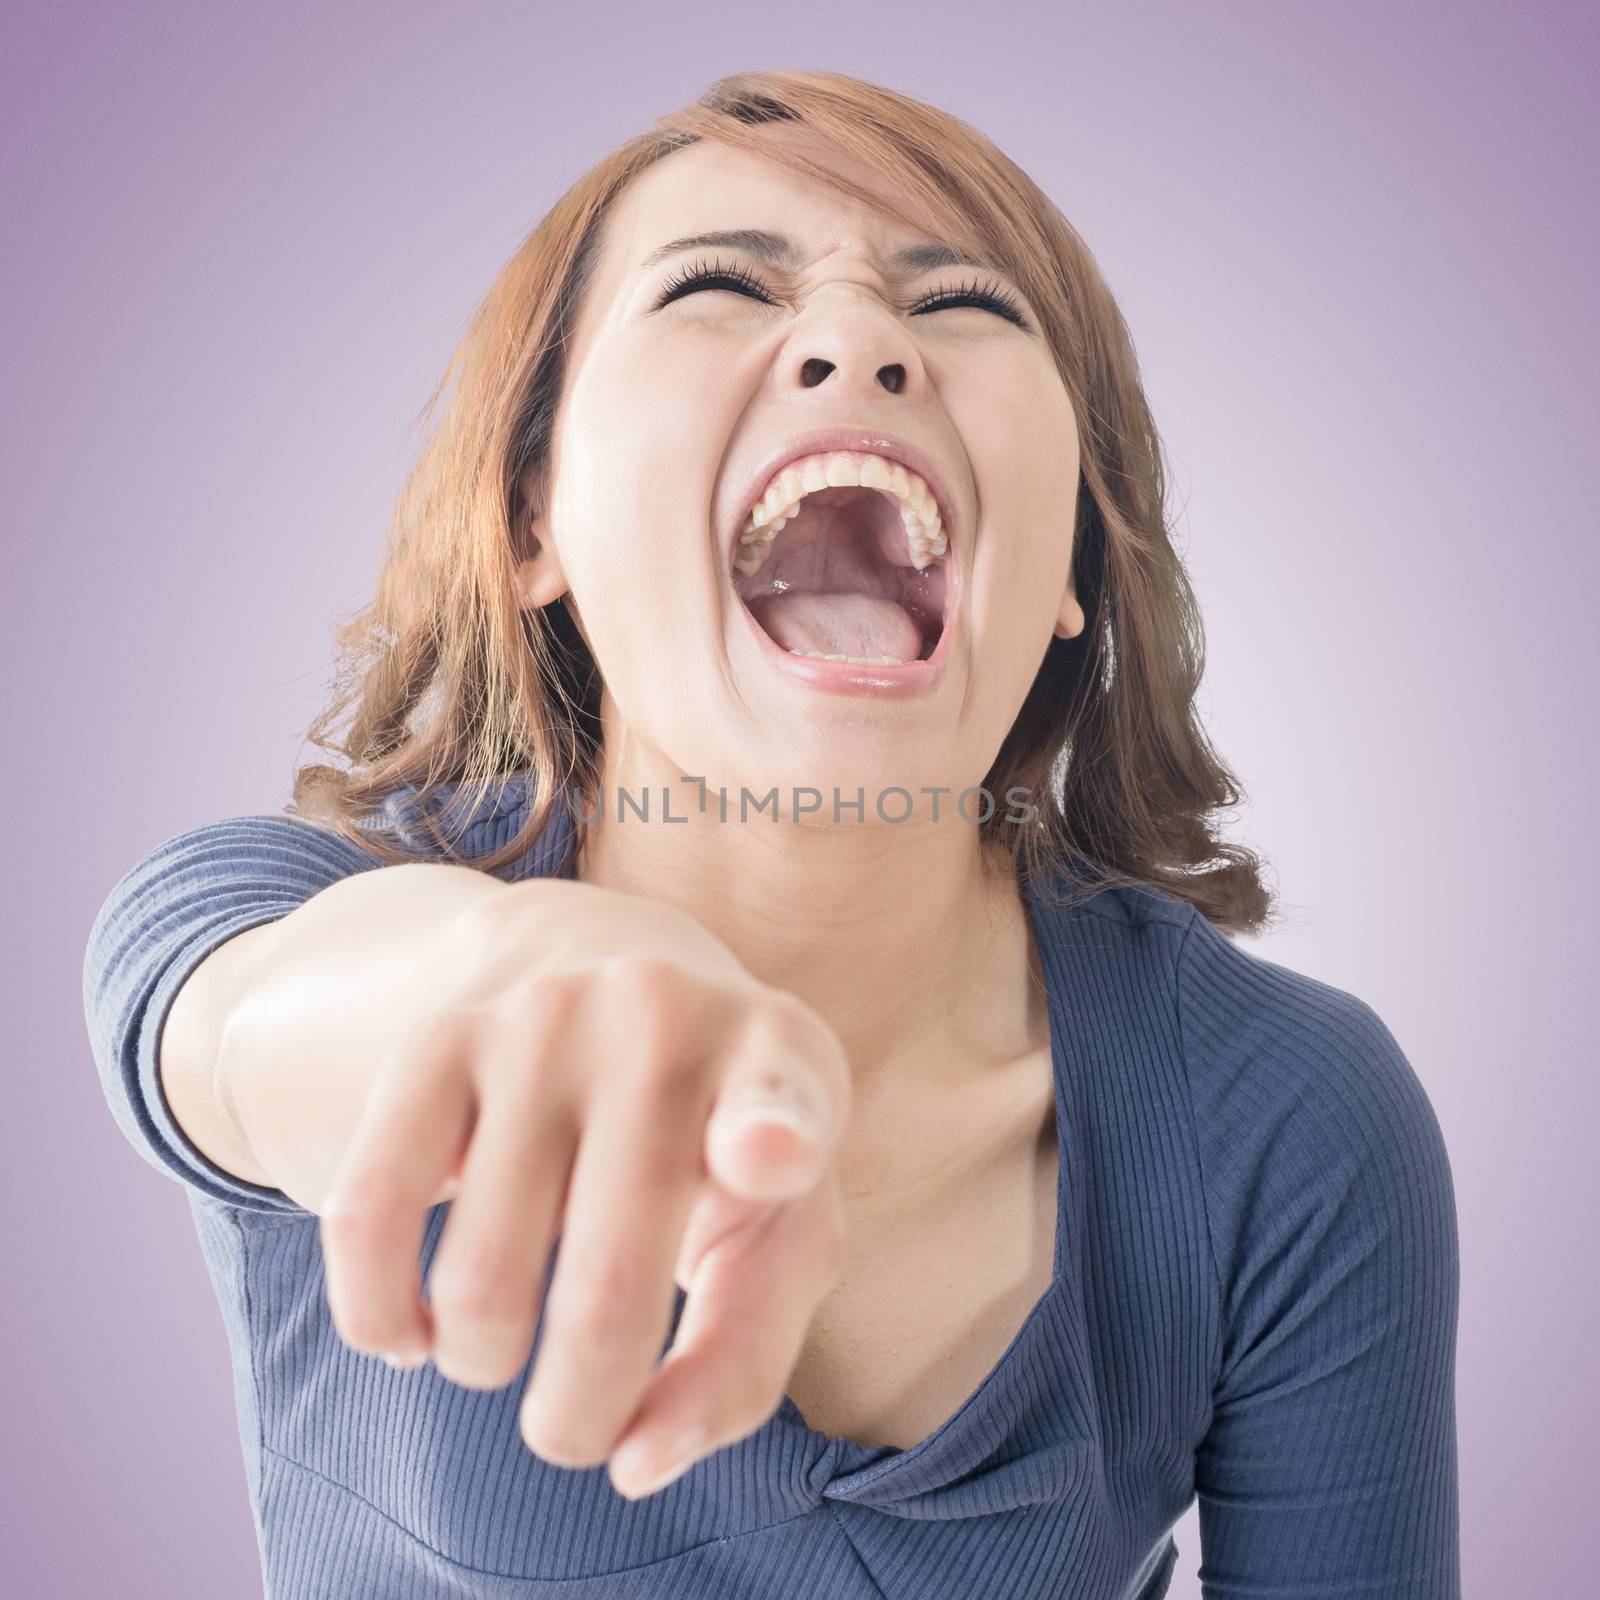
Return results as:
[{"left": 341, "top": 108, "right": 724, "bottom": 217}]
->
[{"left": 598, "top": 136, "right": 931, "bottom": 287}]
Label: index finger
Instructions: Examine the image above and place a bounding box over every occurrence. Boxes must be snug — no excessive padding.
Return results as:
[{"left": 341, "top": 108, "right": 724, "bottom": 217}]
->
[{"left": 607, "top": 1165, "right": 846, "bottom": 1498}]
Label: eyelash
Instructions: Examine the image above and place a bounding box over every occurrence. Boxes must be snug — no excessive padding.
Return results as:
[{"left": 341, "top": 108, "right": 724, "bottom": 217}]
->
[{"left": 652, "top": 255, "right": 1031, "bottom": 330}]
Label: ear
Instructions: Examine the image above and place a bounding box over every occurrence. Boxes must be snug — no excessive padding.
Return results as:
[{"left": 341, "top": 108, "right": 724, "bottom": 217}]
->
[
  {"left": 1053, "top": 568, "right": 1086, "bottom": 641},
  {"left": 512, "top": 511, "right": 570, "bottom": 610}
]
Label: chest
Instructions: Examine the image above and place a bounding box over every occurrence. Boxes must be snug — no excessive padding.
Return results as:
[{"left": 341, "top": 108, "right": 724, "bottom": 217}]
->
[{"left": 783, "top": 1046, "right": 1060, "bottom": 1451}]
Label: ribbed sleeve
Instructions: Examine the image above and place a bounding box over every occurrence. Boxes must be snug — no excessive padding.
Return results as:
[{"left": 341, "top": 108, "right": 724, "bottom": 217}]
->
[
  {"left": 1177, "top": 910, "right": 1461, "bottom": 1598},
  {"left": 81, "top": 814, "right": 385, "bottom": 1215}
]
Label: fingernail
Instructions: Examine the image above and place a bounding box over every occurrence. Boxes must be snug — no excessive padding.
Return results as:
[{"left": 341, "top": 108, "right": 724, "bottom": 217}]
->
[
  {"left": 381, "top": 1348, "right": 428, "bottom": 1370},
  {"left": 728, "top": 1103, "right": 818, "bottom": 1142}
]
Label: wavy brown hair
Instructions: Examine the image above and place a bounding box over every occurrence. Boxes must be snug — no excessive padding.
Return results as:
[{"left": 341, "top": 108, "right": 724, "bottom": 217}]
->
[{"left": 286, "top": 69, "right": 1276, "bottom": 937}]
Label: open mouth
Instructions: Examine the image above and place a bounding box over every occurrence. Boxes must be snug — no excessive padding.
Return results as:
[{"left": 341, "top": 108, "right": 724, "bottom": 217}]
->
[{"left": 730, "top": 455, "right": 951, "bottom": 666}]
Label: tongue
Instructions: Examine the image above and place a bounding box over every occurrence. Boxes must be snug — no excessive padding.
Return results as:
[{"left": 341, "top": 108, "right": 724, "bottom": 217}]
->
[{"left": 751, "top": 591, "right": 925, "bottom": 662}]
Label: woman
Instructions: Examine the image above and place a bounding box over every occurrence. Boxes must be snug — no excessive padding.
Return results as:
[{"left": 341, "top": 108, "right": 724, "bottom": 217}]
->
[{"left": 84, "top": 70, "right": 1460, "bottom": 1599}]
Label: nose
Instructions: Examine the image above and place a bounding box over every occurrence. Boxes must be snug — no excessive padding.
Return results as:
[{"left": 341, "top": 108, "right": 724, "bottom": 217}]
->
[
  {"left": 799, "top": 355, "right": 906, "bottom": 395},
  {"left": 781, "top": 282, "right": 920, "bottom": 399}
]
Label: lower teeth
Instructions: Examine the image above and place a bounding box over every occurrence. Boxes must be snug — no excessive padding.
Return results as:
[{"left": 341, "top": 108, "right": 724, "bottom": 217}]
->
[{"left": 787, "top": 650, "right": 912, "bottom": 665}]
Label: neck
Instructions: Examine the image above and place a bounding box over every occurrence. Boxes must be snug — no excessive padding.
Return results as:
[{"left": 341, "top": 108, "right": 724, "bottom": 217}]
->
[{"left": 570, "top": 748, "right": 1042, "bottom": 1084}]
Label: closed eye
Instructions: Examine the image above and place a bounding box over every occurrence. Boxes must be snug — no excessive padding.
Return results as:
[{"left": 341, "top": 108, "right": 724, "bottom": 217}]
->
[
  {"left": 652, "top": 256, "right": 1031, "bottom": 330},
  {"left": 910, "top": 277, "right": 1030, "bottom": 328}
]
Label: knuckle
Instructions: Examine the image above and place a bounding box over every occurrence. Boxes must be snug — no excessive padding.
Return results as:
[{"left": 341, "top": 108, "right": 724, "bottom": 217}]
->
[
  {"left": 635, "top": 1046, "right": 704, "bottom": 1102},
  {"left": 593, "top": 962, "right": 713, "bottom": 1095},
  {"left": 392, "top": 1006, "right": 478, "bottom": 1075},
  {"left": 625, "top": 1121, "right": 700, "bottom": 1199},
  {"left": 558, "top": 1290, "right": 634, "bottom": 1350},
  {"left": 501, "top": 969, "right": 585, "bottom": 1027},
  {"left": 599, "top": 954, "right": 690, "bottom": 1019},
  {"left": 552, "top": 1256, "right": 648, "bottom": 1345},
  {"left": 320, "top": 1189, "right": 400, "bottom": 1248},
  {"left": 429, "top": 1266, "right": 520, "bottom": 1327}
]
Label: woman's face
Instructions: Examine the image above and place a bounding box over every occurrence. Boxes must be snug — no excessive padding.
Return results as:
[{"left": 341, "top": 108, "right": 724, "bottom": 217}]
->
[{"left": 520, "top": 133, "right": 1084, "bottom": 817}]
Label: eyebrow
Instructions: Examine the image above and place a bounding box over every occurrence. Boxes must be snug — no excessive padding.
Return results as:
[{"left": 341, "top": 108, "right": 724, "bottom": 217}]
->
[{"left": 637, "top": 228, "right": 1000, "bottom": 280}]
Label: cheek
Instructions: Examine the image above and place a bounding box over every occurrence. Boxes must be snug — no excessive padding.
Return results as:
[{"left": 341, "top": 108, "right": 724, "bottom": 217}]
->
[
  {"left": 965, "top": 440, "right": 1080, "bottom": 710},
  {"left": 555, "top": 357, "right": 718, "bottom": 584},
  {"left": 977, "top": 559, "right": 1064, "bottom": 703},
  {"left": 964, "top": 369, "right": 1079, "bottom": 581},
  {"left": 546, "top": 394, "right": 732, "bottom": 700},
  {"left": 582, "top": 333, "right": 742, "bottom": 508},
  {"left": 1010, "top": 485, "right": 1078, "bottom": 600}
]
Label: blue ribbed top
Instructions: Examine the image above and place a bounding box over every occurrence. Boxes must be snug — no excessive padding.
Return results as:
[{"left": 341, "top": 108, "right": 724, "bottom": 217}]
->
[{"left": 82, "top": 779, "right": 1460, "bottom": 1598}]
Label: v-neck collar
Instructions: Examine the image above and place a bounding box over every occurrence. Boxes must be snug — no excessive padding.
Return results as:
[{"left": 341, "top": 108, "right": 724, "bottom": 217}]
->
[{"left": 767, "top": 866, "right": 1081, "bottom": 1482}]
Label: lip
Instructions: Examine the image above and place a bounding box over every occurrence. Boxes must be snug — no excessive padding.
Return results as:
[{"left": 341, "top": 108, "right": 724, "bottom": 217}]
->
[{"left": 725, "top": 424, "right": 964, "bottom": 700}]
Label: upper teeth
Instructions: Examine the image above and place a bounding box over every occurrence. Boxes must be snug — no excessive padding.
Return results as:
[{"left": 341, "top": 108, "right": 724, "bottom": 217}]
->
[{"left": 734, "top": 451, "right": 949, "bottom": 579}]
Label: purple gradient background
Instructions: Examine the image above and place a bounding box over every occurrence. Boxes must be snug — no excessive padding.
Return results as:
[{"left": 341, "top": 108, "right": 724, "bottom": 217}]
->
[{"left": 4, "top": 3, "right": 1593, "bottom": 1594}]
